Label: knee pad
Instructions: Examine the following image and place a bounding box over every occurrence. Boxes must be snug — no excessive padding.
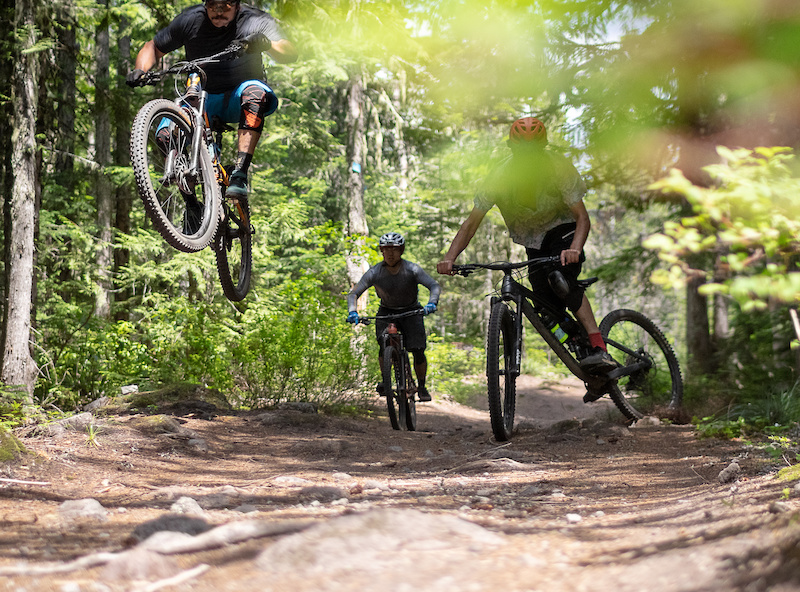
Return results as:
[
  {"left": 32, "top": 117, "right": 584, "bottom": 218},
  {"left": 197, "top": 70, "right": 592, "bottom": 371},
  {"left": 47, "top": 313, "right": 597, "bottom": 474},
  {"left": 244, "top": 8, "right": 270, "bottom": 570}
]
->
[{"left": 239, "top": 85, "right": 278, "bottom": 133}]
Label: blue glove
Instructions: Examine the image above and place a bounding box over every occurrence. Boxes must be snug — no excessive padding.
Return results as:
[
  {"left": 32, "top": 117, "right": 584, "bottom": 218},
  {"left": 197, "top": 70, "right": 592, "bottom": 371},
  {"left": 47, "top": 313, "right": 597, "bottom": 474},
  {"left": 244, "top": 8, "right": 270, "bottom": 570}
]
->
[
  {"left": 424, "top": 303, "right": 437, "bottom": 316},
  {"left": 347, "top": 311, "right": 360, "bottom": 324}
]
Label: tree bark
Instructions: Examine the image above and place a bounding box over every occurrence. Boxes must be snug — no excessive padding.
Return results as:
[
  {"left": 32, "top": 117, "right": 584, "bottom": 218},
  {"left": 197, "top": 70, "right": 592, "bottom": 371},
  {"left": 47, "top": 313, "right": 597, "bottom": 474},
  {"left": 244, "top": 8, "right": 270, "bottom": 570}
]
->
[
  {"left": 3, "top": 0, "right": 41, "bottom": 403},
  {"left": 114, "top": 20, "right": 133, "bottom": 318},
  {"left": 685, "top": 273, "right": 714, "bottom": 377},
  {"left": 344, "top": 67, "right": 369, "bottom": 309},
  {"left": 93, "top": 0, "right": 113, "bottom": 319}
]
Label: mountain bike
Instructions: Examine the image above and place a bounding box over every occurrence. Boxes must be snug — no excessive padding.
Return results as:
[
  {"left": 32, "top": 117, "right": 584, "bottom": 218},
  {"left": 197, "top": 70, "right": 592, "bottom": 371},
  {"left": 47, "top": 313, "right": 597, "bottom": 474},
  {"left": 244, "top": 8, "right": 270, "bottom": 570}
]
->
[
  {"left": 453, "top": 257, "right": 683, "bottom": 441},
  {"left": 128, "top": 43, "right": 255, "bottom": 302},
  {"left": 357, "top": 310, "right": 425, "bottom": 431}
]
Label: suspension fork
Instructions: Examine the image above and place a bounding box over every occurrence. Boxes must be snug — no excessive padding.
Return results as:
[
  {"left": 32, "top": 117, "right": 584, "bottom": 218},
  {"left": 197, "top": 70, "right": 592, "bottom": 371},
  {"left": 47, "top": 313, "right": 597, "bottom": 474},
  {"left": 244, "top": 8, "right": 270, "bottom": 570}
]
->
[
  {"left": 496, "top": 273, "right": 525, "bottom": 377},
  {"left": 188, "top": 90, "right": 209, "bottom": 178}
]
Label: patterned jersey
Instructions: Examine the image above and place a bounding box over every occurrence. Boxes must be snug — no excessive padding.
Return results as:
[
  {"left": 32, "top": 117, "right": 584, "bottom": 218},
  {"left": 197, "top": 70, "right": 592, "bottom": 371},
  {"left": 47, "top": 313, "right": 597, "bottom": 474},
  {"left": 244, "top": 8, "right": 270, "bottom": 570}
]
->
[
  {"left": 347, "top": 260, "right": 441, "bottom": 312},
  {"left": 154, "top": 4, "right": 288, "bottom": 94},
  {"left": 474, "top": 150, "right": 587, "bottom": 249}
]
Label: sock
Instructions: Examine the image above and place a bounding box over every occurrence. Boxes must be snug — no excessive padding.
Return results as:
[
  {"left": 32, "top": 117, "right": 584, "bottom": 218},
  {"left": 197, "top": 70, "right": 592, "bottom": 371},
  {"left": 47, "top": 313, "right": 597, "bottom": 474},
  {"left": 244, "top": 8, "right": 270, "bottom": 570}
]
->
[
  {"left": 588, "top": 332, "right": 606, "bottom": 351},
  {"left": 234, "top": 152, "right": 253, "bottom": 175}
]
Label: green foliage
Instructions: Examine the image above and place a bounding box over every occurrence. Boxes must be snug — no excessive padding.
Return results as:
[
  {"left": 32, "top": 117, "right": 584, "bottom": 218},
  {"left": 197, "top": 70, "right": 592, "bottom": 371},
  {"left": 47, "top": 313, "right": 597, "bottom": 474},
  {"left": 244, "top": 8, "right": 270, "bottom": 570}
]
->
[
  {"left": 234, "top": 278, "right": 367, "bottom": 409},
  {"left": 646, "top": 147, "right": 800, "bottom": 310},
  {"left": 425, "top": 338, "right": 484, "bottom": 405},
  {"left": 694, "top": 380, "right": 800, "bottom": 439}
]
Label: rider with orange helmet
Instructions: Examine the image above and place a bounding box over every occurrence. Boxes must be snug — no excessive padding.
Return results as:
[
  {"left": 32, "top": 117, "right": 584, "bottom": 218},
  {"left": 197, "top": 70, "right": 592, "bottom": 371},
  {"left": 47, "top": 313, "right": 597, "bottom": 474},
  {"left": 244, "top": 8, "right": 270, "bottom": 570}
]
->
[{"left": 437, "top": 117, "right": 616, "bottom": 374}]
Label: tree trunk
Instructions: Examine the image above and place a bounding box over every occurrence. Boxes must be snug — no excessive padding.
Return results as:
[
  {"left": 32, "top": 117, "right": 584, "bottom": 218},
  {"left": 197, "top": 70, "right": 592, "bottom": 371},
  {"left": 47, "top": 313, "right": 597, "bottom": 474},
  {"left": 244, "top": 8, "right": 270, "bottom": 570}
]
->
[
  {"left": 685, "top": 274, "right": 714, "bottom": 377},
  {"left": 114, "top": 20, "right": 133, "bottom": 318},
  {"left": 93, "top": 0, "right": 113, "bottom": 319},
  {"left": 2, "top": 0, "right": 40, "bottom": 403},
  {"left": 55, "top": 0, "right": 78, "bottom": 184},
  {"left": 344, "top": 67, "right": 370, "bottom": 309}
]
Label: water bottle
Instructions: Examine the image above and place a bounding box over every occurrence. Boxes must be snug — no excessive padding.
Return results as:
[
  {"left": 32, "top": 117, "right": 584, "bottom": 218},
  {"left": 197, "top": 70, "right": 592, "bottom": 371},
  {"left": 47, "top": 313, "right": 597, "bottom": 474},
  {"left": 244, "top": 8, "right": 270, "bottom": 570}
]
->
[{"left": 543, "top": 313, "right": 568, "bottom": 344}]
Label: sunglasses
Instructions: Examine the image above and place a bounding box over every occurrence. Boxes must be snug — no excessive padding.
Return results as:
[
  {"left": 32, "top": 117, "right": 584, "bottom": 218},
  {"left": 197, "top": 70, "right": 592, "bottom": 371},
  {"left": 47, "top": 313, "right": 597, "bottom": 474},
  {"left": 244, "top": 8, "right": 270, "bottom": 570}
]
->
[{"left": 205, "top": 1, "right": 237, "bottom": 11}]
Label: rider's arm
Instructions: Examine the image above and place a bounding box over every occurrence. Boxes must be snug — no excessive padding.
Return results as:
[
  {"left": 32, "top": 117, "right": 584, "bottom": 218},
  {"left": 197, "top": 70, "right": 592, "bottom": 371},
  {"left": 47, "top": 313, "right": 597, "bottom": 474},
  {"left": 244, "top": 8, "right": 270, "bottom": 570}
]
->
[
  {"left": 267, "top": 39, "right": 298, "bottom": 64},
  {"left": 415, "top": 267, "right": 441, "bottom": 305},
  {"left": 561, "top": 200, "right": 591, "bottom": 266},
  {"left": 437, "top": 207, "right": 487, "bottom": 274},
  {"left": 346, "top": 267, "right": 376, "bottom": 312},
  {"left": 133, "top": 40, "right": 166, "bottom": 73}
]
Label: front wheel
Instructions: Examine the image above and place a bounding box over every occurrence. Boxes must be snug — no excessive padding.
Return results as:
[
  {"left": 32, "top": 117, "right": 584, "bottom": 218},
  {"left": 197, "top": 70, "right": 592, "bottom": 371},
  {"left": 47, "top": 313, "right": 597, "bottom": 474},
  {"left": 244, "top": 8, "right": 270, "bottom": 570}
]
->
[
  {"left": 130, "top": 99, "right": 219, "bottom": 252},
  {"left": 403, "top": 356, "right": 417, "bottom": 431},
  {"left": 383, "top": 346, "right": 405, "bottom": 430},
  {"left": 599, "top": 309, "right": 684, "bottom": 421},
  {"left": 214, "top": 196, "right": 253, "bottom": 302},
  {"left": 486, "top": 301, "right": 518, "bottom": 441}
]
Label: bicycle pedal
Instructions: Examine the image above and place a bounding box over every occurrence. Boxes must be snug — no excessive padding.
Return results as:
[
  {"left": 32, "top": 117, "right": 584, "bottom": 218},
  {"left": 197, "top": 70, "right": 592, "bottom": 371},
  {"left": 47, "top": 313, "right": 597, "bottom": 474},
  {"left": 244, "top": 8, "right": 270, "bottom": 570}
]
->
[{"left": 583, "top": 390, "right": 604, "bottom": 403}]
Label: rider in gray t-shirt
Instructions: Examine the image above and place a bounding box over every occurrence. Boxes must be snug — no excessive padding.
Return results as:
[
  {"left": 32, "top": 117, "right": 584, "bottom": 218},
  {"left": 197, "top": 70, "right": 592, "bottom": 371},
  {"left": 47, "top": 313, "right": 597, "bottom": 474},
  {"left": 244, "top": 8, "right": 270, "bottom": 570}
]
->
[{"left": 347, "top": 233, "right": 441, "bottom": 402}]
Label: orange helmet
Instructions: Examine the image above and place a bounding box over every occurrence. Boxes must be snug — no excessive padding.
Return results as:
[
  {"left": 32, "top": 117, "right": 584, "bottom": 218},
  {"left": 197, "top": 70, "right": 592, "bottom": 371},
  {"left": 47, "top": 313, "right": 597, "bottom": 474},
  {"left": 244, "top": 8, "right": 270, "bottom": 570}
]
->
[{"left": 509, "top": 117, "right": 547, "bottom": 145}]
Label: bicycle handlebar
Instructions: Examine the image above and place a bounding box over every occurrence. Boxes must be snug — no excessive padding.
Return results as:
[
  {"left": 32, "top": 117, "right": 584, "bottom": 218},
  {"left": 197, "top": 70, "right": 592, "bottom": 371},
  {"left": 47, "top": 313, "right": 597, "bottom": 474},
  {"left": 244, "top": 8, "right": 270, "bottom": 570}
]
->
[
  {"left": 452, "top": 255, "right": 561, "bottom": 277},
  {"left": 130, "top": 43, "right": 247, "bottom": 88},
  {"left": 357, "top": 309, "right": 426, "bottom": 325}
]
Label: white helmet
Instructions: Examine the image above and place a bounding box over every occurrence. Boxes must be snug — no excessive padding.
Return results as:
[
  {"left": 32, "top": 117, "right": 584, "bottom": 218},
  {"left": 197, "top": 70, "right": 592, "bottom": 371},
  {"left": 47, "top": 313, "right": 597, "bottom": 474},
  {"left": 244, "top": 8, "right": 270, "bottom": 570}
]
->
[{"left": 379, "top": 232, "right": 405, "bottom": 248}]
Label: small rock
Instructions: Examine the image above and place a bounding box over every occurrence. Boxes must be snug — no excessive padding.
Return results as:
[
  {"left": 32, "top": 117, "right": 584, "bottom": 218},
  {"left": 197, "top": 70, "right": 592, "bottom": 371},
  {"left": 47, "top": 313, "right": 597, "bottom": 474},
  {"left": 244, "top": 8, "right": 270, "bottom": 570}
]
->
[
  {"left": 60, "top": 499, "right": 108, "bottom": 522},
  {"left": 101, "top": 548, "right": 180, "bottom": 581},
  {"left": 170, "top": 496, "right": 206, "bottom": 516},
  {"left": 129, "top": 514, "right": 212, "bottom": 543},
  {"left": 718, "top": 461, "right": 741, "bottom": 484},
  {"left": 566, "top": 513, "right": 582, "bottom": 523},
  {"left": 769, "top": 501, "right": 791, "bottom": 514},
  {"left": 633, "top": 416, "right": 661, "bottom": 427}
]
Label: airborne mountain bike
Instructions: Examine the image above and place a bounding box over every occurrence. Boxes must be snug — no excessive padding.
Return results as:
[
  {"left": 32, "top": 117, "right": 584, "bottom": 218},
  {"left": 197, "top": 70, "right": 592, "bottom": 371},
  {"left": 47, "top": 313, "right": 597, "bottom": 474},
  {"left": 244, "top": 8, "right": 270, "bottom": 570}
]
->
[
  {"left": 453, "top": 257, "right": 683, "bottom": 441},
  {"left": 128, "top": 43, "right": 256, "bottom": 302},
  {"left": 356, "top": 310, "right": 425, "bottom": 431}
]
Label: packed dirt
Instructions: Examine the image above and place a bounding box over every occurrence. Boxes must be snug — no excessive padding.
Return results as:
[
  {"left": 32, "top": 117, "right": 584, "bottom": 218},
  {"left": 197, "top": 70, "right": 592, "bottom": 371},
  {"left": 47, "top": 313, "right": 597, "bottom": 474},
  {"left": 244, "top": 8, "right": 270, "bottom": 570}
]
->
[{"left": 1, "top": 376, "right": 799, "bottom": 592}]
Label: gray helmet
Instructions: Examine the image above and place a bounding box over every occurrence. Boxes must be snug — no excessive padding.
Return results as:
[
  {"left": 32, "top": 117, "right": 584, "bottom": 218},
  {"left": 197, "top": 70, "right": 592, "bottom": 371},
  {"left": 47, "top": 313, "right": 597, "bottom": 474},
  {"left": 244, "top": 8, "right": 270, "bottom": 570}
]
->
[{"left": 379, "top": 232, "right": 405, "bottom": 248}]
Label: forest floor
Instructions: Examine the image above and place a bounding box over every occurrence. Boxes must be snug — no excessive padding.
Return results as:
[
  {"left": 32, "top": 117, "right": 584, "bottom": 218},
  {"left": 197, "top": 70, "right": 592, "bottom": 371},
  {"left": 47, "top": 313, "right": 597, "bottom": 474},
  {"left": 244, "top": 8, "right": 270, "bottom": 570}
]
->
[{"left": 1, "top": 376, "right": 800, "bottom": 592}]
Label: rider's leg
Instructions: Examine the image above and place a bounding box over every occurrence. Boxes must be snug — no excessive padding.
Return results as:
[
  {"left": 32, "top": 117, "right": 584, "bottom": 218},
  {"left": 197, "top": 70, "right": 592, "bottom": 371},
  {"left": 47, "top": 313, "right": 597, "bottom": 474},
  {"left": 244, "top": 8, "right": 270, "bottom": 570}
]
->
[
  {"left": 410, "top": 350, "right": 432, "bottom": 401},
  {"left": 573, "top": 294, "right": 604, "bottom": 348}
]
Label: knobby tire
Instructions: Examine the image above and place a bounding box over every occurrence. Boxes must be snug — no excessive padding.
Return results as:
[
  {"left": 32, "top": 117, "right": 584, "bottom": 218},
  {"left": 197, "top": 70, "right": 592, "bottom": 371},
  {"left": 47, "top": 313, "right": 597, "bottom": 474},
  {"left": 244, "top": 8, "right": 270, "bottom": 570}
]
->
[
  {"left": 130, "top": 99, "right": 219, "bottom": 253},
  {"left": 403, "top": 356, "right": 417, "bottom": 431},
  {"left": 599, "top": 309, "right": 683, "bottom": 421},
  {"left": 383, "top": 346, "right": 404, "bottom": 431},
  {"left": 215, "top": 196, "right": 253, "bottom": 301},
  {"left": 486, "top": 302, "right": 517, "bottom": 441}
]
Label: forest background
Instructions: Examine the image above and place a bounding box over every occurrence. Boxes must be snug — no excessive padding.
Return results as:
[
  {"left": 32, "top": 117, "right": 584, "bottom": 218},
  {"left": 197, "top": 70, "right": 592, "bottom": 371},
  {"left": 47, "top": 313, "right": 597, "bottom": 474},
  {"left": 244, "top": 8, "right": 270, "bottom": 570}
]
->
[{"left": 0, "top": 0, "right": 799, "bottom": 430}]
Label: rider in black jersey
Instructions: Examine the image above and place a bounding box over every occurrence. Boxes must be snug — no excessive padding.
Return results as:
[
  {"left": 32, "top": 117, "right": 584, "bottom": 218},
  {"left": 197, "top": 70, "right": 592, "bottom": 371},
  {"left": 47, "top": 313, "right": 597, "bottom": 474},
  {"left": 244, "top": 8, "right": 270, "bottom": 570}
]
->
[
  {"left": 347, "top": 233, "right": 441, "bottom": 402},
  {"left": 127, "top": 1, "right": 297, "bottom": 199}
]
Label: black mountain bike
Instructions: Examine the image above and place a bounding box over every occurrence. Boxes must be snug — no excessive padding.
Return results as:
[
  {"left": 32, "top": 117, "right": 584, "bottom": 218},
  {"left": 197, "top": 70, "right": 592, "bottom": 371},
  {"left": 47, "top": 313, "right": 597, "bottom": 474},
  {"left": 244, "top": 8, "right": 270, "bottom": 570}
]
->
[
  {"left": 357, "top": 310, "right": 425, "bottom": 431},
  {"left": 453, "top": 257, "right": 683, "bottom": 441},
  {"left": 129, "top": 43, "right": 255, "bottom": 301}
]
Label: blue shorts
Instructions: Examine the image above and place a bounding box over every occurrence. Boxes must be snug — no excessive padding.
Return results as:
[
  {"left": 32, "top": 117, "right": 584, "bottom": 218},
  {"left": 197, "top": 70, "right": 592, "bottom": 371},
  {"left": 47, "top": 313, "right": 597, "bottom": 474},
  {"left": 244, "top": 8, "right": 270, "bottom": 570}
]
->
[{"left": 205, "top": 80, "right": 279, "bottom": 123}]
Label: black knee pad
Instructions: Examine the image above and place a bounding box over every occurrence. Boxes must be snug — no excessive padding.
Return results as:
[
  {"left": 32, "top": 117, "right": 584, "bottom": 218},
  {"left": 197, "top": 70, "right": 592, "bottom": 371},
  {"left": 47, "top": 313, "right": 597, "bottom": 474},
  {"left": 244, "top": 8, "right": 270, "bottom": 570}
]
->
[
  {"left": 409, "top": 350, "right": 427, "bottom": 366},
  {"left": 239, "top": 85, "right": 277, "bottom": 133}
]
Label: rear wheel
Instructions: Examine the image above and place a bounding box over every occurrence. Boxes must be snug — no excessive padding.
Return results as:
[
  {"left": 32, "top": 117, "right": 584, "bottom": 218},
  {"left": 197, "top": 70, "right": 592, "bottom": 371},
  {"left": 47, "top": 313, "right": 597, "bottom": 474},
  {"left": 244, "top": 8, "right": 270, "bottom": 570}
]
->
[
  {"left": 130, "top": 99, "right": 218, "bottom": 252},
  {"left": 600, "top": 309, "right": 683, "bottom": 421},
  {"left": 486, "top": 302, "right": 518, "bottom": 441},
  {"left": 215, "top": 196, "right": 253, "bottom": 301},
  {"left": 383, "top": 346, "right": 404, "bottom": 430}
]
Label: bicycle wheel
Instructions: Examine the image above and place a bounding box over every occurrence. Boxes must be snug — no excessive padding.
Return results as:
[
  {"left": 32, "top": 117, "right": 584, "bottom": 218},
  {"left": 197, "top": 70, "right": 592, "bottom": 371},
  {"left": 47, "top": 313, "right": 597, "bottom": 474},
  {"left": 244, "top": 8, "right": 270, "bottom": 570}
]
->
[
  {"left": 383, "top": 346, "right": 404, "bottom": 430},
  {"left": 214, "top": 196, "right": 253, "bottom": 302},
  {"left": 486, "top": 301, "right": 518, "bottom": 441},
  {"left": 403, "top": 356, "right": 417, "bottom": 431},
  {"left": 599, "top": 309, "right": 684, "bottom": 421},
  {"left": 130, "top": 99, "right": 219, "bottom": 252}
]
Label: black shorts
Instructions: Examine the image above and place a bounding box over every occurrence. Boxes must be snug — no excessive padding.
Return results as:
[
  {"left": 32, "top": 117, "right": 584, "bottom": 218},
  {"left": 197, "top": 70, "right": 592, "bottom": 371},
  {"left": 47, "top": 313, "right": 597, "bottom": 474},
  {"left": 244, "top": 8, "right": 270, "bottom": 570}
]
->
[
  {"left": 376, "top": 305, "right": 426, "bottom": 352},
  {"left": 526, "top": 222, "right": 586, "bottom": 313}
]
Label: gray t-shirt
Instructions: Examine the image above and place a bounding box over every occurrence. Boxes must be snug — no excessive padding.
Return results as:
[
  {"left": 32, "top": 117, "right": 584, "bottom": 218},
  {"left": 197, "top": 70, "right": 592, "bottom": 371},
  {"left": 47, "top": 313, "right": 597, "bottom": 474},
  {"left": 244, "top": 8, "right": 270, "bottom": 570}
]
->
[
  {"left": 474, "top": 151, "right": 587, "bottom": 249},
  {"left": 347, "top": 260, "right": 441, "bottom": 312}
]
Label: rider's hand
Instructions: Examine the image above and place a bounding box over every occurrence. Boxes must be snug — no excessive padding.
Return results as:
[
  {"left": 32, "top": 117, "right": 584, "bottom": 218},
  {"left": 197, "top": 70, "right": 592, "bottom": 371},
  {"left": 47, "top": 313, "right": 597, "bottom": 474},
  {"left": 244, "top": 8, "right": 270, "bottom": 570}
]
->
[
  {"left": 347, "top": 311, "right": 359, "bottom": 324},
  {"left": 560, "top": 248, "right": 581, "bottom": 266},
  {"left": 242, "top": 32, "right": 271, "bottom": 54},
  {"left": 437, "top": 260, "right": 454, "bottom": 275},
  {"left": 424, "top": 303, "right": 437, "bottom": 316},
  {"left": 125, "top": 69, "right": 145, "bottom": 87}
]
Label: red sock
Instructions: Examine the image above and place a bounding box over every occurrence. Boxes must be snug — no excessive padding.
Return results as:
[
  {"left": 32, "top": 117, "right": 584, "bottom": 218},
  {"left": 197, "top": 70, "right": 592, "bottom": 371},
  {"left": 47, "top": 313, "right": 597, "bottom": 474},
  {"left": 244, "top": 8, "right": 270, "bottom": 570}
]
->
[{"left": 588, "top": 332, "right": 606, "bottom": 351}]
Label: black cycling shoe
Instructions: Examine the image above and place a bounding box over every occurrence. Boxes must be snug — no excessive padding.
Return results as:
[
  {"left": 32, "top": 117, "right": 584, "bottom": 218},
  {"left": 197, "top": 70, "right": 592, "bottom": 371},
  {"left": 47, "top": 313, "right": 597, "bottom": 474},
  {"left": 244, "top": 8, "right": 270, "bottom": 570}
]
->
[
  {"left": 182, "top": 198, "right": 203, "bottom": 235},
  {"left": 579, "top": 347, "right": 619, "bottom": 375},
  {"left": 376, "top": 382, "right": 385, "bottom": 394},
  {"left": 417, "top": 387, "right": 432, "bottom": 402}
]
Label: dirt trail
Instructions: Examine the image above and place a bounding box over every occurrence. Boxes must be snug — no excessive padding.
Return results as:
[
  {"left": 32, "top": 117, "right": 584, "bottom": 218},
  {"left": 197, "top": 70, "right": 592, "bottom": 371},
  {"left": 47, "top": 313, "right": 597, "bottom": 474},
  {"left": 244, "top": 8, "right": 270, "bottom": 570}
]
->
[{"left": 0, "top": 378, "right": 798, "bottom": 592}]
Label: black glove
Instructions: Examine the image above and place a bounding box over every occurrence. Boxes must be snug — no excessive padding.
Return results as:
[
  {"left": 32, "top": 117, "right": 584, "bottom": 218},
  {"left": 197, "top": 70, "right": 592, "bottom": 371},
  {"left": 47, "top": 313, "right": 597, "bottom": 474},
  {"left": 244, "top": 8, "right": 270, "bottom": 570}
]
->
[
  {"left": 125, "top": 68, "right": 145, "bottom": 87},
  {"left": 242, "top": 32, "right": 271, "bottom": 54}
]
